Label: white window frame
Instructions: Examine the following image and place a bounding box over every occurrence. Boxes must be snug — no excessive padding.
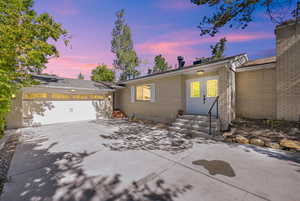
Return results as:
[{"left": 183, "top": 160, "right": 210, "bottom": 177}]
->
[{"left": 131, "top": 84, "right": 156, "bottom": 103}]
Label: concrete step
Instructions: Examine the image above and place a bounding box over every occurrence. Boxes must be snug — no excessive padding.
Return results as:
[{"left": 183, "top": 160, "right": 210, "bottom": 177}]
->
[
  {"left": 169, "top": 126, "right": 215, "bottom": 138},
  {"left": 171, "top": 124, "right": 216, "bottom": 132},
  {"left": 169, "top": 114, "right": 219, "bottom": 137},
  {"left": 176, "top": 125, "right": 216, "bottom": 133},
  {"left": 179, "top": 115, "right": 218, "bottom": 121},
  {"left": 172, "top": 121, "right": 217, "bottom": 128},
  {"left": 175, "top": 118, "right": 218, "bottom": 124},
  {"left": 169, "top": 124, "right": 217, "bottom": 133}
]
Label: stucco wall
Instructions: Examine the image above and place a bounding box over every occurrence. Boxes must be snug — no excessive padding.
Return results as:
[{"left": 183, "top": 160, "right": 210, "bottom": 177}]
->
[
  {"left": 116, "top": 71, "right": 227, "bottom": 125},
  {"left": 116, "top": 75, "right": 185, "bottom": 123},
  {"left": 275, "top": 21, "right": 300, "bottom": 121},
  {"left": 236, "top": 68, "right": 277, "bottom": 119}
]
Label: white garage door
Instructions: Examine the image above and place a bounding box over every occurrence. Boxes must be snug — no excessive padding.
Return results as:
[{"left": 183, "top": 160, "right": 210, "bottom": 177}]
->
[{"left": 23, "top": 100, "right": 106, "bottom": 126}]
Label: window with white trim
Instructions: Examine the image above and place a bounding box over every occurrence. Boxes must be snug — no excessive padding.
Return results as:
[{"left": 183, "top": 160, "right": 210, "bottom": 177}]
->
[
  {"left": 136, "top": 84, "right": 152, "bottom": 101},
  {"left": 190, "top": 81, "right": 201, "bottom": 98},
  {"left": 206, "top": 80, "right": 218, "bottom": 97}
]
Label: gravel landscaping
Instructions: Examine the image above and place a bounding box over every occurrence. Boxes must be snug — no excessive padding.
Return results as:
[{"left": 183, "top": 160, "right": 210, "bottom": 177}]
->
[
  {"left": 0, "top": 132, "right": 20, "bottom": 195},
  {"left": 223, "top": 118, "right": 300, "bottom": 151}
]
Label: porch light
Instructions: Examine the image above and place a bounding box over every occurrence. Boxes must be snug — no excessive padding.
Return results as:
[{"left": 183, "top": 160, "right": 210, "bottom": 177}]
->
[
  {"left": 70, "top": 89, "right": 76, "bottom": 92},
  {"left": 197, "top": 70, "right": 205, "bottom": 75}
]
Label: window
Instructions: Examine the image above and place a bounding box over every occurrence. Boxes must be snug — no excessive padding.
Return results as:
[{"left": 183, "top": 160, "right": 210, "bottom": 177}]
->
[
  {"left": 207, "top": 80, "right": 218, "bottom": 97},
  {"left": 190, "top": 81, "right": 201, "bottom": 98},
  {"left": 136, "top": 84, "right": 152, "bottom": 101}
]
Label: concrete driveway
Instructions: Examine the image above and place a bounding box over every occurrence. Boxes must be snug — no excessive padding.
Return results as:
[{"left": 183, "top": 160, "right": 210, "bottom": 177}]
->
[{"left": 1, "top": 120, "right": 300, "bottom": 201}]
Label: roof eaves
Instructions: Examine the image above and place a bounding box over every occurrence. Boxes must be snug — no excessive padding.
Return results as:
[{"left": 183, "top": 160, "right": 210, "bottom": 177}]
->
[
  {"left": 236, "top": 62, "right": 276, "bottom": 72},
  {"left": 93, "top": 81, "right": 122, "bottom": 89},
  {"left": 240, "top": 61, "right": 276, "bottom": 68},
  {"left": 32, "top": 85, "right": 115, "bottom": 92},
  {"left": 119, "top": 54, "right": 246, "bottom": 84}
]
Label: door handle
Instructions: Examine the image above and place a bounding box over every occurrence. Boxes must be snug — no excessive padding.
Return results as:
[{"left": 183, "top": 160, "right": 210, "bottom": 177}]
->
[{"left": 203, "top": 94, "right": 206, "bottom": 104}]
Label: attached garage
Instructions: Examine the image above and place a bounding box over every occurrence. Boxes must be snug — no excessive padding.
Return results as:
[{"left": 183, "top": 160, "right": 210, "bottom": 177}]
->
[
  {"left": 6, "top": 75, "right": 115, "bottom": 128},
  {"left": 23, "top": 100, "right": 101, "bottom": 126}
]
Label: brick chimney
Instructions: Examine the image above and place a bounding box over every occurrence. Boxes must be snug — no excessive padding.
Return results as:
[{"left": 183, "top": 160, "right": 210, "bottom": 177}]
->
[{"left": 275, "top": 19, "right": 300, "bottom": 121}]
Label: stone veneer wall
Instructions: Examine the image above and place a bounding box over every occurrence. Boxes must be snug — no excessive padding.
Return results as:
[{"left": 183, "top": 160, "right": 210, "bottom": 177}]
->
[
  {"left": 218, "top": 67, "right": 232, "bottom": 130},
  {"left": 93, "top": 94, "right": 114, "bottom": 119},
  {"left": 5, "top": 91, "right": 23, "bottom": 129},
  {"left": 275, "top": 20, "right": 300, "bottom": 121}
]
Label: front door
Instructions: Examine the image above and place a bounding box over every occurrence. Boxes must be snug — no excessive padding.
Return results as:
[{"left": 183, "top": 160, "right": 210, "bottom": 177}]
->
[{"left": 186, "top": 76, "right": 218, "bottom": 116}]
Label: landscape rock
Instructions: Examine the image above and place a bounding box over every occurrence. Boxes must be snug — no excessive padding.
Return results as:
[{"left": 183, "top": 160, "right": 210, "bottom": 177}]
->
[
  {"left": 224, "top": 138, "right": 234, "bottom": 143},
  {"left": 223, "top": 128, "right": 236, "bottom": 137},
  {"left": 229, "top": 118, "right": 300, "bottom": 150},
  {"left": 265, "top": 142, "right": 281, "bottom": 149},
  {"left": 250, "top": 138, "right": 265, "bottom": 146},
  {"left": 154, "top": 123, "right": 168, "bottom": 129},
  {"left": 280, "top": 139, "right": 300, "bottom": 150},
  {"left": 235, "top": 135, "right": 249, "bottom": 144},
  {"left": 289, "top": 128, "right": 300, "bottom": 135}
]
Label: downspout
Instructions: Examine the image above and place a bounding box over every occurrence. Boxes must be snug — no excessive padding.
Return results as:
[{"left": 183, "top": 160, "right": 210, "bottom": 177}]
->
[{"left": 227, "top": 55, "right": 248, "bottom": 125}]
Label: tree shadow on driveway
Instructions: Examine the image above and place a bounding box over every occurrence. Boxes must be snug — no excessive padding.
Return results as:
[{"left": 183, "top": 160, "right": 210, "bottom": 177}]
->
[
  {"left": 226, "top": 143, "right": 300, "bottom": 164},
  {"left": 1, "top": 137, "right": 192, "bottom": 201}
]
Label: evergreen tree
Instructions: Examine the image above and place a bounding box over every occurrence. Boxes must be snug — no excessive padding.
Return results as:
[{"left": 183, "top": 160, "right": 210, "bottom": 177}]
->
[
  {"left": 210, "top": 38, "right": 227, "bottom": 60},
  {"left": 0, "top": 0, "right": 68, "bottom": 135},
  {"left": 153, "top": 55, "right": 170, "bottom": 73},
  {"left": 91, "top": 64, "right": 115, "bottom": 82},
  {"left": 78, "top": 72, "right": 84, "bottom": 80},
  {"left": 111, "top": 9, "right": 139, "bottom": 80}
]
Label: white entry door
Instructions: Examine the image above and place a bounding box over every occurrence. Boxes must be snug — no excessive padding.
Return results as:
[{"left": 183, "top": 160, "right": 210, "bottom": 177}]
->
[{"left": 186, "top": 76, "right": 219, "bottom": 116}]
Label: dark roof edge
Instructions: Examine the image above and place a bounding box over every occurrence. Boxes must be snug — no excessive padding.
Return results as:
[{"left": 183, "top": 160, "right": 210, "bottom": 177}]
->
[
  {"left": 26, "top": 85, "right": 115, "bottom": 91},
  {"left": 276, "top": 19, "right": 300, "bottom": 30},
  {"left": 239, "top": 61, "right": 276, "bottom": 68},
  {"left": 118, "top": 53, "right": 246, "bottom": 84}
]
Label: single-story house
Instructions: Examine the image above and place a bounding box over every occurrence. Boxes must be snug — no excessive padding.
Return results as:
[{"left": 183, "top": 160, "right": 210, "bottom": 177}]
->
[
  {"left": 115, "top": 54, "right": 247, "bottom": 130},
  {"left": 6, "top": 19, "right": 300, "bottom": 132},
  {"left": 114, "top": 19, "right": 300, "bottom": 130}
]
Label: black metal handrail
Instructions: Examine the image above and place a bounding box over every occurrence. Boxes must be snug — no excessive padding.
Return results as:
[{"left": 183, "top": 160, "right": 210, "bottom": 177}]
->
[{"left": 208, "top": 96, "right": 219, "bottom": 135}]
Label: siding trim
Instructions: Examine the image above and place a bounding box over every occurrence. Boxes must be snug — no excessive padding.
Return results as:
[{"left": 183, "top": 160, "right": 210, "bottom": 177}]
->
[
  {"left": 150, "top": 84, "right": 156, "bottom": 102},
  {"left": 236, "top": 63, "right": 276, "bottom": 72},
  {"left": 130, "top": 86, "right": 135, "bottom": 103}
]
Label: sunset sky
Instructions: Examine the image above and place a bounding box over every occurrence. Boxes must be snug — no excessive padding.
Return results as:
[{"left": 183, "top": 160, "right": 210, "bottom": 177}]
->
[{"left": 35, "top": 0, "right": 277, "bottom": 79}]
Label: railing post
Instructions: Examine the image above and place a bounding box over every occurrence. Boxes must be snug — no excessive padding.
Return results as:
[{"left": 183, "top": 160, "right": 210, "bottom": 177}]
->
[
  {"left": 208, "top": 96, "right": 219, "bottom": 135},
  {"left": 216, "top": 98, "right": 219, "bottom": 118},
  {"left": 209, "top": 113, "right": 212, "bottom": 135}
]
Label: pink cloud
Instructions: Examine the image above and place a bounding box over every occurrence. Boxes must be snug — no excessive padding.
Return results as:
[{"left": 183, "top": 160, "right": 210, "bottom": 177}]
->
[
  {"left": 155, "top": 29, "right": 273, "bottom": 43},
  {"left": 137, "top": 29, "right": 274, "bottom": 66},
  {"left": 44, "top": 57, "right": 96, "bottom": 79},
  {"left": 44, "top": 27, "right": 273, "bottom": 78},
  {"left": 225, "top": 33, "right": 274, "bottom": 42},
  {"left": 157, "top": 0, "right": 197, "bottom": 10},
  {"left": 44, "top": 55, "right": 114, "bottom": 79},
  {"left": 137, "top": 41, "right": 200, "bottom": 65}
]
